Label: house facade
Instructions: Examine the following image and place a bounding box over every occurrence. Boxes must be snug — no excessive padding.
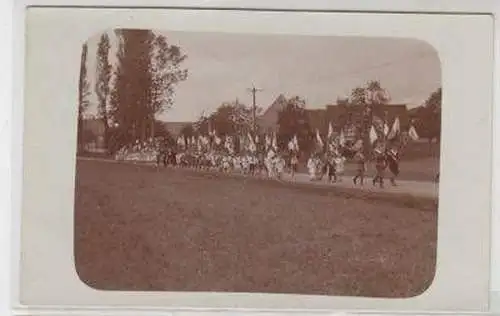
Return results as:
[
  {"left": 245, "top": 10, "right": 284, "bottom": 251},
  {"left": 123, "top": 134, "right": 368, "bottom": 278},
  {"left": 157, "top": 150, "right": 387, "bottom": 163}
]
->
[{"left": 256, "top": 94, "right": 410, "bottom": 138}]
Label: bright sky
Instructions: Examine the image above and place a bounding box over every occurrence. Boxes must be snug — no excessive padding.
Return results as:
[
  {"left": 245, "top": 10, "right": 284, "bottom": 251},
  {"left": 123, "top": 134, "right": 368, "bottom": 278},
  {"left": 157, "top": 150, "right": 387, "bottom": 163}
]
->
[{"left": 85, "top": 30, "right": 441, "bottom": 122}]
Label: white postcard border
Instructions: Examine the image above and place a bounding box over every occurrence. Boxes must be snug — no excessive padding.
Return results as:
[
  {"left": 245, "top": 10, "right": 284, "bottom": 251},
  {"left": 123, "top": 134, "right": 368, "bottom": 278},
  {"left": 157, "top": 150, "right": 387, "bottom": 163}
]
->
[{"left": 8, "top": 1, "right": 498, "bottom": 309}]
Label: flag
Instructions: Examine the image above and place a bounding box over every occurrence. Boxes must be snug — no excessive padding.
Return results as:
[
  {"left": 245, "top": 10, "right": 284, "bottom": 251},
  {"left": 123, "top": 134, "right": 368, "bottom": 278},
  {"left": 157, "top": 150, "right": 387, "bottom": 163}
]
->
[
  {"left": 387, "top": 117, "right": 401, "bottom": 140},
  {"left": 202, "top": 135, "right": 210, "bottom": 146},
  {"left": 265, "top": 134, "right": 272, "bottom": 149},
  {"left": 328, "top": 122, "right": 334, "bottom": 139},
  {"left": 248, "top": 133, "right": 257, "bottom": 153},
  {"left": 177, "top": 136, "right": 185, "bottom": 148},
  {"left": 247, "top": 132, "right": 254, "bottom": 146},
  {"left": 293, "top": 135, "right": 299, "bottom": 151},
  {"left": 249, "top": 142, "right": 257, "bottom": 153},
  {"left": 287, "top": 135, "right": 298, "bottom": 152},
  {"left": 315, "top": 129, "right": 324, "bottom": 148},
  {"left": 369, "top": 125, "right": 378, "bottom": 144},
  {"left": 408, "top": 125, "right": 419, "bottom": 141},
  {"left": 239, "top": 134, "right": 246, "bottom": 151},
  {"left": 214, "top": 135, "right": 222, "bottom": 145},
  {"left": 197, "top": 135, "right": 202, "bottom": 150},
  {"left": 339, "top": 129, "right": 346, "bottom": 146},
  {"left": 272, "top": 133, "right": 278, "bottom": 150},
  {"left": 352, "top": 139, "right": 363, "bottom": 151},
  {"left": 225, "top": 136, "right": 234, "bottom": 153},
  {"left": 384, "top": 123, "right": 390, "bottom": 136}
]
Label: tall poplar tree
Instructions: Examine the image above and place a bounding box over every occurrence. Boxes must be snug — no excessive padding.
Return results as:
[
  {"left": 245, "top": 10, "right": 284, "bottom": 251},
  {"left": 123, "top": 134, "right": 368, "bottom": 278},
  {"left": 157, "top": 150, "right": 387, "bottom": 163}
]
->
[
  {"left": 109, "top": 29, "right": 188, "bottom": 144},
  {"left": 77, "top": 43, "right": 91, "bottom": 153},
  {"left": 95, "top": 32, "right": 112, "bottom": 149}
]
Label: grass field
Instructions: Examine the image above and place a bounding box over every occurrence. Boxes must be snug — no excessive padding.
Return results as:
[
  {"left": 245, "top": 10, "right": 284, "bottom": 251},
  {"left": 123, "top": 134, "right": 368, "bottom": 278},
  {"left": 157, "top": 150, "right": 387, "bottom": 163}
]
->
[{"left": 74, "top": 159, "right": 437, "bottom": 298}]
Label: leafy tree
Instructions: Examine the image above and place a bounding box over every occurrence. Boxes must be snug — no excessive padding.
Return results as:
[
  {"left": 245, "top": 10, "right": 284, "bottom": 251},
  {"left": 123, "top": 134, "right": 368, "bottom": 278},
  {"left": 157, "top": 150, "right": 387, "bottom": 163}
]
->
[
  {"left": 413, "top": 87, "right": 441, "bottom": 146},
  {"left": 153, "top": 120, "right": 175, "bottom": 144},
  {"left": 95, "top": 33, "right": 112, "bottom": 150},
  {"left": 109, "top": 29, "right": 155, "bottom": 142},
  {"left": 346, "top": 80, "right": 391, "bottom": 157},
  {"left": 350, "top": 87, "right": 367, "bottom": 105},
  {"left": 109, "top": 29, "right": 188, "bottom": 145},
  {"left": 366, "top": 80, "right": 391, "bottom": 105},
  {"left": 149, "top": 36, "right": 188, "bottom": 125},
  {"left": 276, "top": 96, "right": 312, "bottom": 152},
  {"left": 77, "top": 43, "right": 91, "bottom": 153},
  {"left": 426, "top": 87, "right": 442, "bottom": 113},
  {"left": 199, "top": 100, "right": 257, "bottom": 137}
]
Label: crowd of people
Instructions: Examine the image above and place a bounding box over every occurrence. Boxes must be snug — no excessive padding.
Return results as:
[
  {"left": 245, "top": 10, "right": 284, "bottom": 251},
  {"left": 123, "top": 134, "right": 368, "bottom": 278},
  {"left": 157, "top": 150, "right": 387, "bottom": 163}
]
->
[
  {"left": 114, "top": 138, "right": 159, "bottom": 162},
  {"left": 114, "top": 131, "right": 403, "bottom": 188}
]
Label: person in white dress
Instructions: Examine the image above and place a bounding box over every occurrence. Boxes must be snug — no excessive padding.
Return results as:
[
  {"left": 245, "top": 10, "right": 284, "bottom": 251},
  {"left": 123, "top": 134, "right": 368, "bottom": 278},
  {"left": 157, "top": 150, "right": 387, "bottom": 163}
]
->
[{"left": 307, "top": 154, "right": 317, "bottom": 181}]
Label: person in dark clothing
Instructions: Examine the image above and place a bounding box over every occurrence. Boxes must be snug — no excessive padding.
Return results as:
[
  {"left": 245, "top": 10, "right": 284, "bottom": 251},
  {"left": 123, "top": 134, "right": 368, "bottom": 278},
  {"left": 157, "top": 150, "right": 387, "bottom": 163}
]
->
[
  {"left": 167, "top": 148, "right": 177, "bottom": 166},
  {"left": 372, "top": 151, "right": 387, "bottom": 188},
  {"left": 156, "top": 140, "right": 167, "bottom": 168},
  {"left": 386, "top": 148, "right": 400, "bottom": 186},
  {"left": 290, "top": 152, "right": 299, "bottom": 179},
  {"left": 352, "top": 151, "right": 366, "bottom": 186},
  {"left": 327, "top": 155, "right": 337, "bottom": 183}
]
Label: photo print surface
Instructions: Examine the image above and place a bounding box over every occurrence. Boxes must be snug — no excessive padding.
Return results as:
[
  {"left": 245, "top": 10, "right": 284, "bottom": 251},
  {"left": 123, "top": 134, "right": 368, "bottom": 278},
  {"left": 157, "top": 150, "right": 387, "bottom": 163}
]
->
[{"left": 74, "top": 29, "right": 441, "bottom": 298}]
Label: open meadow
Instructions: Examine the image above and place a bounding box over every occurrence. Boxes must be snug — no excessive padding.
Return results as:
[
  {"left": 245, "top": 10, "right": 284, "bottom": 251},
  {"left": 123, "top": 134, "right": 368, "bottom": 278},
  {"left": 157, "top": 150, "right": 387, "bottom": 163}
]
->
[{"left": 74, "top": 159, "right": 438, "bottom": 298}]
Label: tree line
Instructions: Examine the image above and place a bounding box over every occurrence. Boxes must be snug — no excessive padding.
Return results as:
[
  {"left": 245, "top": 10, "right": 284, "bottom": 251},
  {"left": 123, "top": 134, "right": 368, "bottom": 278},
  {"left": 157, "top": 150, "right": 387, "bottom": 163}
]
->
[
  {"left": 77, "top": 31, "right": 440, "bottom": 155},
  {"left": 77, "top": 29, "right": 188, "bottom": 154}
]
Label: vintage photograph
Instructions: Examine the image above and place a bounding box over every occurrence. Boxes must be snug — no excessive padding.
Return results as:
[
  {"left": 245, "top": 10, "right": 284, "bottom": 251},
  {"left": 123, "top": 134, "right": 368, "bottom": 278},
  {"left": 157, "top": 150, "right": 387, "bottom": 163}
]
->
[{"left": 74, "top": 29, "right": 441, "bottom": 298}]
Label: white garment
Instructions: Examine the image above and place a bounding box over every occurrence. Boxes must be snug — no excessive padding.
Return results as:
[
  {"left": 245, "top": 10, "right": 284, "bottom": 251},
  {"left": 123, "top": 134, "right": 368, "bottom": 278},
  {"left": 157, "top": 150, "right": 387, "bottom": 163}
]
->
[
  {"left": 274, "top": 157, "right": 286, "bottom": 175},
  {"left": 307, "top": 158, "right": 316, "bottom": 179},
  {"left": 335, "top": 157, "right": 346, "bottom": 173}
]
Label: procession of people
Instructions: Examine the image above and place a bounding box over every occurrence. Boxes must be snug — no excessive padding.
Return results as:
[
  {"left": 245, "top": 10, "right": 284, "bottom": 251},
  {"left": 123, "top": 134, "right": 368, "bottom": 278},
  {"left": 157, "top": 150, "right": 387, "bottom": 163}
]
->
[{"left": 114, "top": 114, "right": 421, "bottom": 189}]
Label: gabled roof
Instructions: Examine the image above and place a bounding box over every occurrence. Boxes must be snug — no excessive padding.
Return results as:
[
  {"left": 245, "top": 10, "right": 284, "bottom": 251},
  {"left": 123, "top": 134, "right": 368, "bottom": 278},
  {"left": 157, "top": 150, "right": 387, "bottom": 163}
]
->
[{"left": 257, "top": 94, "right": 288, "bottom": 131}]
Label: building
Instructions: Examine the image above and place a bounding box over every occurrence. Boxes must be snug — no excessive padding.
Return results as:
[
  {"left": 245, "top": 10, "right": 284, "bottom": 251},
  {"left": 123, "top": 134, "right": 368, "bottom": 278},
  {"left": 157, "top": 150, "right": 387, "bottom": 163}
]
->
[
  {"left": 162, "top": 121, "right": 192, "bottom": 137},
  {"left": 306, "top": 109, "right": 328, "bottom": 134},
  {"left": 79, "top": 118, "right": 192, "bottom": 152},
  {"left": 80, "top": 118, "right": 106, "bottom": 152},
  {"left": 325, "top": 103, "right": 411, "bottom": 131},
  {"left": 256, "top": 94, "right": 410, "bottom": 137},
  {"left": 256, "top": 94, "right": 288, "bottom": 134}
]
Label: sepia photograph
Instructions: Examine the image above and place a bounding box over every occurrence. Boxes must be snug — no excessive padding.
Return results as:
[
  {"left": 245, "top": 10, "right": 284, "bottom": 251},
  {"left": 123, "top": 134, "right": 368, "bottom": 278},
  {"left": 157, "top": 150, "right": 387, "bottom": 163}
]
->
[{"left": 73, "top": 29, "right": 441, "bottom": 298}]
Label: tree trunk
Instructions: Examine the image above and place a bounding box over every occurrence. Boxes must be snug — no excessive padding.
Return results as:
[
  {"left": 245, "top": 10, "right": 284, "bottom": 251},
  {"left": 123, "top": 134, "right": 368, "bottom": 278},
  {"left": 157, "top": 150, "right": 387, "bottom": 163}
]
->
[
  {"left": 77, "top": 116, "right": 83, "bottom": 155},
  {"left": 141, "top": 119, "right": 147, "bottom": 141},
  {"left": 101, "top": 116, "right": 109, "bottom": 153},
  {"left": 151, "top": 117, "right": 155, "bottom": 139}
]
